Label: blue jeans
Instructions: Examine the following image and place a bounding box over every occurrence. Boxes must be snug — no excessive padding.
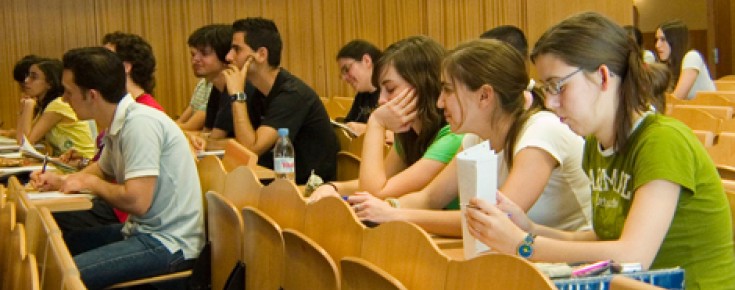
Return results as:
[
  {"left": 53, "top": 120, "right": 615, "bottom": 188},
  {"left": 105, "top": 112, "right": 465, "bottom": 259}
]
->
[{"left": 64, "top": 224, "right": 194, "bottom": 290}]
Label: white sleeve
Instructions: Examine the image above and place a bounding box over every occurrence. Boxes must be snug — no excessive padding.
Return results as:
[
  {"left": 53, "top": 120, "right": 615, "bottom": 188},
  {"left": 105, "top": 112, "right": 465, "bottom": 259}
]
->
[
  {"left": 681, "top": 50, "right": 705, "bottom": 72},
  {"left": 513, "top": 112, "right": 584, "bottom": 167}
]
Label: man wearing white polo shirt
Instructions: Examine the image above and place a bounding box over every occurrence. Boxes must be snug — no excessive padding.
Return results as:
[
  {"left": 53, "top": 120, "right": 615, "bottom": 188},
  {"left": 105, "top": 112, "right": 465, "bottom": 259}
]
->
[{"left": 31, "top": 47, "right": 204, "bottom": 290}]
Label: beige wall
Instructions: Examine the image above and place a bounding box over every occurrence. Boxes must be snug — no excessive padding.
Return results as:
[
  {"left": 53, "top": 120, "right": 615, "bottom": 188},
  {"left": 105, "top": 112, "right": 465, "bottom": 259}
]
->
[
  {"left": 635, "top": 0, "right": 708, "bottom": 32},
  {"left": 0, "top": 0, "right": 631, "bottom": 128}
]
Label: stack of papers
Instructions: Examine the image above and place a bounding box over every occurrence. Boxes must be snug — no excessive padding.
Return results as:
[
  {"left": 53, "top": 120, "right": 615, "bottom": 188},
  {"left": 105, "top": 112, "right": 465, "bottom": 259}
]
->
[
  {"left": 0, "top": 135, "right": 16, "bottom": 145},
  {"left": 20, "top": 136, "right": 77, "bottom": 172}
]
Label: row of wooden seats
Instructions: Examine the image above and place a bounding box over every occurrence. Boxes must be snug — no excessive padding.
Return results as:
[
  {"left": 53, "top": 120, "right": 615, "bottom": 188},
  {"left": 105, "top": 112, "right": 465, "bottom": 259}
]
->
[
  {"left": 668, "top": 91, "right": 735, "bottom": 107},
  {"left": 0, "top": 189, "right": 39, "bottom": 290},
  {"left": 0, "top": 140, "right": 261, "bottom": 290},
  {"left": 2, "top": 178, "right": 87, "bottom": 290},
  {"left": 715, "top": 80, "right": 735, "bottom": 91},
  {"left": 205, "top": 176, "right": 556, "bottom": 290},
  {"left": 106, "top": 140, "right": 262, "bottom": 288},
  {"left": 206, "top": 168, "right": 664, "bottom": 290},
  {"left": 323, "top": 96, "right": 355, "bottom": 120}
]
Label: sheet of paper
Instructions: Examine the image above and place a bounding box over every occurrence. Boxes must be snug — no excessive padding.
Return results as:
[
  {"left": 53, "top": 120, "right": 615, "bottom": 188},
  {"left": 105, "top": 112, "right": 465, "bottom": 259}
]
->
[
  {"left": 456, "top": 140, "right": 498, "bottom": 259},
  {"left": 331, "top": 120, "right": 358, "bottom": 138},
  {"left": 0, "top": 135, "right": 16, "bottom": 145},
  {"left": 197, "top": 150, "right": 225, "bottom": 158},
  {"left": 20, "top": 136, "right": 77, "bottom": 172},
  {"left": 26, "top": 191, "right": 95, "bottom": 200},
  {"left": 0, "top": 152, "right": 23, "bottom": 158},
  {"left": 0, "top": 165, "right": 44, "bottom": 176},
  {"left": 0, "top": 144, "right": 21, "bottom": 151}
]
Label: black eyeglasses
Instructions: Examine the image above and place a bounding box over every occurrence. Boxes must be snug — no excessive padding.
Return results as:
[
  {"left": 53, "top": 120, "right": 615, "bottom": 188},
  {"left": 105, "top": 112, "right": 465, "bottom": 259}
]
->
[
  {"left": 540, "top": 68, "right": 583, "bottom": 95},
  {"left": 340, "top": 62, "right": 356, "bottom": 76}
]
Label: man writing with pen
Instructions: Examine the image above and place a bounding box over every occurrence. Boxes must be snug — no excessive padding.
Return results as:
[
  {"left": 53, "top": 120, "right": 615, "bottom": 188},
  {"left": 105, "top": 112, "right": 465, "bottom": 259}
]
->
[{"left": 30, "top": 47, "right": 203, "bottom": 290}]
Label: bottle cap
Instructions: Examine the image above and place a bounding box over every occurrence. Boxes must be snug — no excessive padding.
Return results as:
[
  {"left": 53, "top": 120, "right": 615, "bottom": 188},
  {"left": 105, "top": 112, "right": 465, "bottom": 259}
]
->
[{"left": 278, "top": 128, "right": 289, "bottom": 137}]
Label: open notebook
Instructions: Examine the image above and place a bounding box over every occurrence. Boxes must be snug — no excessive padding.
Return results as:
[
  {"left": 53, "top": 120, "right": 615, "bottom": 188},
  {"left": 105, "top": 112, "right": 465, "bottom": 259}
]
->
[{"left": 457, "top": 140, "right": 498, "bottom": 259}]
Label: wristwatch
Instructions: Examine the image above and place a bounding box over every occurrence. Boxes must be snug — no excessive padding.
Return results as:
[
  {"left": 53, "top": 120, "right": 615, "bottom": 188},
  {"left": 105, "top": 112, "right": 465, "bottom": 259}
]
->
[
  {"left": 231, "top": 92, "right": 247, "bottom": 103},
  {"left": 517, "top": 233, "right": 537, "bottom": 259}
]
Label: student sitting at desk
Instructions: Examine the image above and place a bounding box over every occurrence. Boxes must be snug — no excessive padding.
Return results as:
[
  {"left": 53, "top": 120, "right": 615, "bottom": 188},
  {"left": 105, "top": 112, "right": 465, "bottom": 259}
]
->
[
  {"left": 466, "top": 12, "right": 735, "bottom": 290},
  {"left": 14, "top": 58, "right": 95, "bottom": 158},
  {"left": 309, "top": 36, "right": 463, "bottom": 201},
  {"left": 344, "top": 39, "right": 591, "bottom": 237}
]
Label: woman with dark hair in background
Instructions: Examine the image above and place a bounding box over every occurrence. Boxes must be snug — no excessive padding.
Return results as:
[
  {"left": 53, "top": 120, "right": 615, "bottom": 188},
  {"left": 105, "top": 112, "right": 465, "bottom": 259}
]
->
[
  {"left": 310, "top": 36, "right": 462, "bottom": 203},
  {"left": 336, "top": 39, "right": 382, "bottom": 136},
  {"left": 655, "top": 20, "right": 715, "bottom": 100},
  {"left": 15, "top": 58, "right": 95, "bottom": 157}
]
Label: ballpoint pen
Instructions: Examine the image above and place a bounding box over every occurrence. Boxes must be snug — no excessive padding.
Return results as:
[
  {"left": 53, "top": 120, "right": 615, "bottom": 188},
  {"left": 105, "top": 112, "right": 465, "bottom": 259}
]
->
[{"left": 41, "top": 155, "right": 48, "bottom": 173}]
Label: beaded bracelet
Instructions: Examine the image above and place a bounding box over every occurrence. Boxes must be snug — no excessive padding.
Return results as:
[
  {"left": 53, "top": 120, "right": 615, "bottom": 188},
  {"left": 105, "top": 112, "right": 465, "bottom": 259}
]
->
[
  {"left": 385, "top": 197, "right": 400, "bottom": 208},
  {"left": 322, "top": 182, "right": 338, "bottom": 192}
]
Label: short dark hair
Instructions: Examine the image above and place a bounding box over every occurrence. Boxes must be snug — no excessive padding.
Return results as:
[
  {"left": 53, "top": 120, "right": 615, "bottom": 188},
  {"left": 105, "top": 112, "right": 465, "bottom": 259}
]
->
[
  {"left": 13, "top": 55, "right": 41, "bottom": 83},
  {"left": 623, "top": 25, "right": 644, "bottom": 47},
  {"left": 232, "top": 17, "right": 282, "bottom": 67},
  {"left": 480, "top": 25, "right": 529, "bottom": 58},
  {"left": 336, "top": 39, "right": 382, "bottom": 62},
  {"left": 63, "top": 47, "right": 127, "bottom": 103},
  {"left": 188, "top": 24, "right": 233, "bottom": 63},
  {"left": 102, "top": 32, "right": 156, "bottom": 93}
]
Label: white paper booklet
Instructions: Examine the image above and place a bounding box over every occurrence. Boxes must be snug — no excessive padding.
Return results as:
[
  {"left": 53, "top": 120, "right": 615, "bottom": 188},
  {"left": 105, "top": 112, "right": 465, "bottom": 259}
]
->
[
  {"left": 456, "top": 140, "right": 498, "bottom": 259},
  {"left": 20, "top": 136, "right": 77, "bottom": 172}
]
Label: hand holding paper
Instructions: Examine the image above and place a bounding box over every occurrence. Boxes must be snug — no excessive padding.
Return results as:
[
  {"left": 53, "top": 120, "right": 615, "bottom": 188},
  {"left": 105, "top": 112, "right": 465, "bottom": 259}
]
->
[{"left": 456, "top": 140, "right": 498, "bottom": 259}]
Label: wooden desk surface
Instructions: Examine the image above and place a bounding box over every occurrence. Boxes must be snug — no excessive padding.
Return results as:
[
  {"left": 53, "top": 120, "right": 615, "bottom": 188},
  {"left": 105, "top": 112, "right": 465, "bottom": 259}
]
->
[
  {"left": 254, "top": 165, "right": 275, "bottom": 180},
  {"left": 31, "top": 196, "right": 93, "bottom": 212}
]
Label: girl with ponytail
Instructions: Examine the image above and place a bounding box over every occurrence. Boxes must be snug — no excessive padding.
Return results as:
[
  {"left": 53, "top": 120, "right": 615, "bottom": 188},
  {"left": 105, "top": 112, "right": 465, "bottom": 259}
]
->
[
  {"left": 466, "top": 12, "right": 734, "bottom": 289},
  {"left": 342, "top": 38, "right": 591, "bottom": 238}
]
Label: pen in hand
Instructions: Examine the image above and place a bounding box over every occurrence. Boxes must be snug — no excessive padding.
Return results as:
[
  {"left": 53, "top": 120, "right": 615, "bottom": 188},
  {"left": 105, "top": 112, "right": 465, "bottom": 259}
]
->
[{"left": 41, "top": 155, "right": 48, "bottom": 173}]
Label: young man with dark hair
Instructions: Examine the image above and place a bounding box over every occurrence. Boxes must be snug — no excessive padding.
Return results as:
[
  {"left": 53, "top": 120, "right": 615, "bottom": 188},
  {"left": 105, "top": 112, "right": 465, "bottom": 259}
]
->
[
  {"left": 177, "top": 24, "right": 234, "bottom": 131},
  {"left": 222, "top": 17, "right": 338, "bottom": 184},
  {"left": 480, "top": 25, "right": 529, "bottom": 58},
  {"left": 102, "top": 31, "right": 164, "bottom": 111},
  {"left": 183, "top": 24, "right": 240, "bottom": 145},
  {"left": 31, "top": 47, "right": 204, "bottom": 290}
]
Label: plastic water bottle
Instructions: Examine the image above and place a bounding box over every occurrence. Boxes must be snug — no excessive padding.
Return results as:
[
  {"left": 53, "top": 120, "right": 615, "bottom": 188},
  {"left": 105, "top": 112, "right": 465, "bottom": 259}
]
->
[{"left": 273, "top": 128, "right": 295, "bottom": 181}]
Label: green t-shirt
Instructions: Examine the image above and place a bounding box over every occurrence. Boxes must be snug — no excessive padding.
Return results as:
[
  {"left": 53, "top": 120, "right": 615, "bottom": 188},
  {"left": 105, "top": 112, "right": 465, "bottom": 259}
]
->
[
  {"left": 585, "top": 114, "right": 735, "bottom": 290},
  {"left": 395, "top": 125, "right": 463, "bottom": 209},
  {"left": 394, "top": 125, "right": 463, "bottom": 164}
]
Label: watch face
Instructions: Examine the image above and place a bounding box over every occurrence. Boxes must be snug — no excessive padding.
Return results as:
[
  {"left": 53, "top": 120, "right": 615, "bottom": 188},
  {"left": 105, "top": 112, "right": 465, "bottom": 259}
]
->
[{"left": 518, "top": 244, "right": 533, "bottom": 258}]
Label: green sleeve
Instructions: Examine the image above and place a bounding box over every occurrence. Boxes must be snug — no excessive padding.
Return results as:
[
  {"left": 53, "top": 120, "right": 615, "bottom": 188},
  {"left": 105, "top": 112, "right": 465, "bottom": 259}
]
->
[{"left": 422, "top": 125, "right": 463, "bottom": 163}]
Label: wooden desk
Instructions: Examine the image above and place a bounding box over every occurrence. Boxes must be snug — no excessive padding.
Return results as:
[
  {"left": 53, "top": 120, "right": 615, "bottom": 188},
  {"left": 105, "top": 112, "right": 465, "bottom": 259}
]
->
[
  {"left": 442, "top": 248, "right": 466, "bottom": 261},
  {"left": 254, "top": 165, "right": 275, "bottom": 180},
  {"left": 31, "top": 197, "right": 93, "bottom": 212},
  {"left": 26, "top": 192, "right": 95, "bottom": 212}
]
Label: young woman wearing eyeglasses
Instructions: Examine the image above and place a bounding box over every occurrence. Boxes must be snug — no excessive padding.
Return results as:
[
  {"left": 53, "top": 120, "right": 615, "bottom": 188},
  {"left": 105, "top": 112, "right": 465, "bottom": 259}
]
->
[
  {"left": 339, "top": 38, "right": 592, "bottom": 237},
  {"left": 466, "top": 12, "right": 734, "bottom": 289},
  {"left": 335, "top": 40, "right": 383, "bottom": 136},
  {"left": 16, "top": 58, "right": 95, "bottom": 158}
]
